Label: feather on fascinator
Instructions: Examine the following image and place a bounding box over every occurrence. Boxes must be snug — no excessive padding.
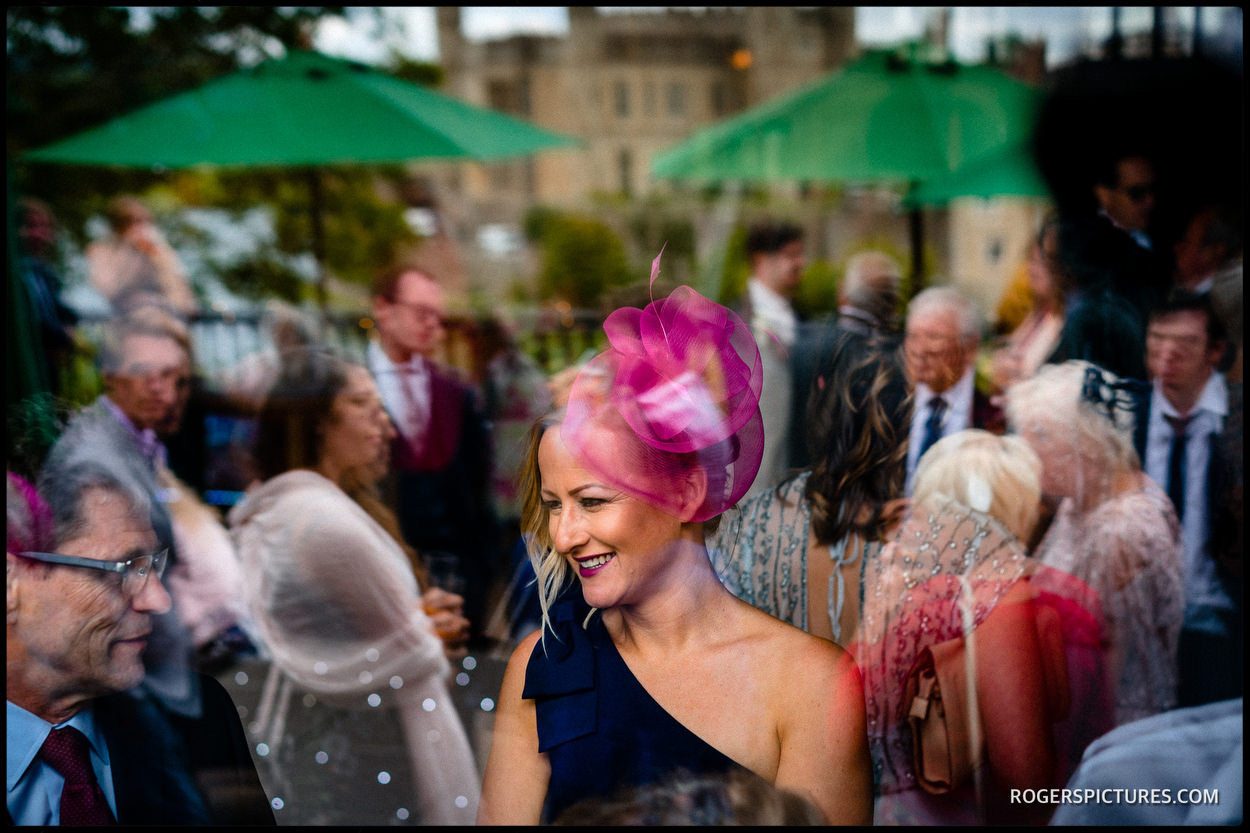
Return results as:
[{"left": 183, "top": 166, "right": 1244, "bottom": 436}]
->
[{"left": 563, "top": 249, "right": 765, "bottom": 522}]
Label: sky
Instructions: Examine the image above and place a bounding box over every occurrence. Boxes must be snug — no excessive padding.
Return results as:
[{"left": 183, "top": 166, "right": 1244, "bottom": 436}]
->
[{"left": 312, "top": 7, "right": 1242, "bottom": 69}]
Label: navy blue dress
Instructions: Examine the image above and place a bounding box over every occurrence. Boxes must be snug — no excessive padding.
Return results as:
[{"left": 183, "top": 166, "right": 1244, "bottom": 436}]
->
[{"left": 523, "top": 599, "right": 744, "bottom": 822}]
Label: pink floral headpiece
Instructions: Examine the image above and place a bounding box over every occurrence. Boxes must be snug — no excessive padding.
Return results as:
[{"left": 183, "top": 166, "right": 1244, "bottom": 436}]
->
[{"left": 563, "top": 249, "right": 764, "bottom": 521}]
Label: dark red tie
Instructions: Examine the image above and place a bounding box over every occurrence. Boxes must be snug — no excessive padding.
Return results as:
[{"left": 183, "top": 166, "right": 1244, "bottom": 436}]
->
[{"left": 39, "top": 726, "right": 116, "bottom": 825}]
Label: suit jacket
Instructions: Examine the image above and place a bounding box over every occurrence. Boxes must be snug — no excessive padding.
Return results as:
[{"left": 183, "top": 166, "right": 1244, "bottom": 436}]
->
[
  {"left": 386, "top": 365, "right": 496, "bottom": 556},
  {"left": 99, "top": 674, "right": 273, "bottom": 825},
  {"left": 971, "top": 387, "right": 1007, "bottom": 435},
  {"left": 1131, "top": 386, "right": 1232, "bottom": 591},
  {"left": 5, "top": 674, "right": 273, "bottom": 826}
]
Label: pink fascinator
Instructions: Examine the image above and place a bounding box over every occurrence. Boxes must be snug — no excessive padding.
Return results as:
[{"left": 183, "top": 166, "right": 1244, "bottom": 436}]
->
[{"left": 563, "top": 250, "right": 764, "bottom": 521}]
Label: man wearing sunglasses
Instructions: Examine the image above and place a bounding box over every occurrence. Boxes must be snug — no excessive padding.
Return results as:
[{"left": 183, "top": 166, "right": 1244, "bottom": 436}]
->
[
  {"left": 7, "top": 467, "right": 272, "bottom": 824},
  {"left": 1093, "top": 153, "right": 1157, "bottom": 253}
]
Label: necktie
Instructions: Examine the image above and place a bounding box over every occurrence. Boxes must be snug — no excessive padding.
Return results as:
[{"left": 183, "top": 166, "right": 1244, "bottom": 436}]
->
[
  {"left": 39, "top": 726, "right": 116, "bottom": 825},
  {"left": 1165, "top": 414, "right": 1191, "bottom": 521},
  {"left": 398, "top": 363, "right": 428, "bottom": 450},
  {"left": 918, "top": 396, "right": 947, "bottom": 462}
]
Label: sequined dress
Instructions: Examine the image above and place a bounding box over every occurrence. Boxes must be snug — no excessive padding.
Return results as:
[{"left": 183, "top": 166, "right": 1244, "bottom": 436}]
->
[
  {"left": 523, "top": 600, "right": 744, "bottom": 823},
  {"left": 1034, "top": 479, "right": 1184, "bottom": 725},
  {"left": 710, "top": 472, "right": 884, "bottom": 646}
]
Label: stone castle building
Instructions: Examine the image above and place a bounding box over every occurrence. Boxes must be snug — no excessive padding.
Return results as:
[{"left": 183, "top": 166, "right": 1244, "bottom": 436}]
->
[
  {"left": 429, "top": 7, "right": 1048, "bottom": 323},
  {"left": 435, "top": 6, "right": 855, "bottom": 212}
]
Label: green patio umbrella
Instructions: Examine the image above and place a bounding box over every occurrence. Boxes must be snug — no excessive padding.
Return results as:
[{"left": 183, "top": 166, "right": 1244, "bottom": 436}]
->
[
  {"left": 652, "top": 47, "right": 1042, "bottom": 287},
  {"left": 905, "top": 139, "right": 1050, "bottom": 206},
  {"left": 23, "top": 49, "right": 580, "bottom": 304}
]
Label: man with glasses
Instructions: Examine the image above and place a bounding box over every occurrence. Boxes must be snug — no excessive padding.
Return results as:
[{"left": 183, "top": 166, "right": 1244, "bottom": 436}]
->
[
  {"left": 901, "top": 286, "right": 1004, "bottom": 494},
  {"left": 6, "top": 466, "right": 271, "bottom": 824},
  {"left": 41, "top": 309, "right": 203, "bottom": 717},
  {"left": 368, "top": 265, "right": 497, "bottom": 647}
]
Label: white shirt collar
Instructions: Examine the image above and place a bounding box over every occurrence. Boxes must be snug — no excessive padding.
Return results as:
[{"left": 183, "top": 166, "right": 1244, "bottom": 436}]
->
[
  {"left": 915, "top": 365, "right": 975, "bottom": 415},
  {"left": 1154, "top": 371, "right": 1228, "bottom": 421},
  {"left": 366, "top": 339, "right": 426, "bottom": 375}
]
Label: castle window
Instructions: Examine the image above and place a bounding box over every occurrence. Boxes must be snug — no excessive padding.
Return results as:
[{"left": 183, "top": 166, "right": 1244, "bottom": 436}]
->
[
  {"left": 615, "top": 81, "right": 630, "bottom": 118},
  {"left": 667, "top": 82, "right": 686, "bottom": 117}
]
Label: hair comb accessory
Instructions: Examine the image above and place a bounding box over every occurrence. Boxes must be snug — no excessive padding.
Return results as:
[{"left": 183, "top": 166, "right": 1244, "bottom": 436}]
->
[
  {"left": 1079, "top": 364, "right": 1148, "bottom": 435},
  {"left": 563, "top": 248, "right": 764, "bottom": 521}
]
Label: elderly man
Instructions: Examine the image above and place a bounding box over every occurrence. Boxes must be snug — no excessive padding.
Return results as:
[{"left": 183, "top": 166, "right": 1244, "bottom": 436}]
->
[
  {"left": 6, "top": 466, "right": 271, "bottom": 825},
  {"left": 902, "top": 286, "right": 1004, "bottom": 493},
  {"left": 789, "top": 250, "right": 903, "bottom": 468},
  {"left": 367, "top": 265, "right": 496, "bottom": 645},
  {"left": 1137, "top": 291, "right": 1240, "bottom": 707}
]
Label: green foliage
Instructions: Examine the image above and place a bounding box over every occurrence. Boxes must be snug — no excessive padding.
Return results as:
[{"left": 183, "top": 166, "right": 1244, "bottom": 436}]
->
[
  {"left": 522, "top": 205, "right": 561, "bottom": 243},
  {"left": 386, "top": 55, "right": 445, "bottom": 88},
  {"left": 218, "top": 255, "right": 308, "bottom": 304},
  {"left": 717, "top": 225, "right": 751, "bottom": 306},
  {"left": 626, "top": 207, "right": 696, "bottom": 277},
  {"left": 793, "top": 259, "right": 840, "bottom": 320},
  {"left": 536, "top": 213, "right": 632, "bottom": 309}
]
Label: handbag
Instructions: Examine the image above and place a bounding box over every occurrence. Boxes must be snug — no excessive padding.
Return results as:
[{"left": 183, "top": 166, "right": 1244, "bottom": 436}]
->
[
  {"left": 902, "top": 585, "right": 1071, "bottom": 795},
  {"left": 903, "top": 635, "right": 983, "bottom": 795}
]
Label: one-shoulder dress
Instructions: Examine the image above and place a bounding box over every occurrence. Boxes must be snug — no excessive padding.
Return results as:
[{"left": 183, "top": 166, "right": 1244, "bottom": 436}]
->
[{"left": 523, "top": 598, "right": 744, "bottom": 823}]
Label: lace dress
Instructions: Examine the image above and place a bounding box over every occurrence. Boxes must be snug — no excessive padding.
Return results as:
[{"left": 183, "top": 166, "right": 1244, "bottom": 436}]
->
[
  {"left": 1034, "top": 479, "right": 1184, "bottom": 725},
  {"left": 853, "top": 499, "right": 1033, "bottom": 824},
  {"left": 710, "top": 472, "right": 882, "bottom": 645}
]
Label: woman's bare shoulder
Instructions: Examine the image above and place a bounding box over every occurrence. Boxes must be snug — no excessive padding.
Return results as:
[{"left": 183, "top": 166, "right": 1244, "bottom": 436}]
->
[{"left": 734, "top": 597, "right": 853, "bottom": 679}]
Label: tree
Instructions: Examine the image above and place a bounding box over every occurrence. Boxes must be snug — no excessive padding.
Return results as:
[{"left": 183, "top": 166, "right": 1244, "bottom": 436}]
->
[
  {"left": 536, "top": 212, "right": 632, "bottom": 310},
  {"left": 7, "top": 8, "right": 435, "bottom": 301}
]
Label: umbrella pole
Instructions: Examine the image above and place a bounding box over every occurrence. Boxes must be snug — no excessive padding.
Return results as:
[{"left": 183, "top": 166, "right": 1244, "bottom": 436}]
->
[
  {"left": 908, "top": 188, "right": 925, "bottom": 299},
  {"left": 307, "top": 168, "right": 328, "bottom": 311}
]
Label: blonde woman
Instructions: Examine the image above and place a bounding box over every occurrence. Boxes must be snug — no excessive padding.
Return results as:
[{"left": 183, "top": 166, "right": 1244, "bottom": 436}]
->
[{"left": 478, "top": 284, "right": 871, "bottom": 825}]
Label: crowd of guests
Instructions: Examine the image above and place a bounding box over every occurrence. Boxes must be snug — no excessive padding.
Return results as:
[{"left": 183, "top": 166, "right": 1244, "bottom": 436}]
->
[{"left": 8, "top": 143, "right": 1243, "bottom": 827}]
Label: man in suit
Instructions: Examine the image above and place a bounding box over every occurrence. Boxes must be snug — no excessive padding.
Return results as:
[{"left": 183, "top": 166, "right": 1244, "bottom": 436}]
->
[
  {"left": 732, "top": 221, "right": 805, "bottom": 496},
  {"left": 789, "top": 250, "right": 902, "bottom": 468},
  {"left": 367, "top": 265, "right": 497, "bottom": 645},
  {"left": 902, "top": 286, "right": 1004, "bottom": 494},
  {"left": 1137, "top": 290, "right": 1239, "bottom": 707},
  {"left": 6, "top": 465, "right": 272, "bottom": 825}
]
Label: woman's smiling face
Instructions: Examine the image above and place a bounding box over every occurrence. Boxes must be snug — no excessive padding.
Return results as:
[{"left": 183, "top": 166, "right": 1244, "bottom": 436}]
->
[{"left": 537, "top": 425, "right": 685, "bottom": 610}]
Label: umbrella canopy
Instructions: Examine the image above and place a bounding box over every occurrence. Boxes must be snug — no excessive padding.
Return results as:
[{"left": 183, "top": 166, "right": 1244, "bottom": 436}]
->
[
  {"left": 652, "top": 47, "right": 1040, "bottom": 185},
  {"left": 24, "top": 49, "right": 580, "bottom": 169},
  {"left": 905, "top": 139, "right": 1050, "bottom": 206}
]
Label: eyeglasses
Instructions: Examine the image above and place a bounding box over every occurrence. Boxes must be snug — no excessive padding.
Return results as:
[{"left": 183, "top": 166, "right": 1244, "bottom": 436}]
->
[
  {"left": 389, "top": 299, "right": 447, "bottom": 327},
  {"left": 18, "top": 549, "right": 168, "bottom": 597}
]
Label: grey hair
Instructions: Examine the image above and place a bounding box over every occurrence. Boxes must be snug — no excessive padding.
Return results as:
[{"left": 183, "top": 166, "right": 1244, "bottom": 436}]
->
[
  {"left": 1005, "top": 360, "right": 1141, "bottom": 477},
  {"left": 98, "top": 307, "right": 192, "bottom": 374},
  {"left": 843, "top": 250, "right": 902, "bottom": 322},
  {"left": 37, "top": 463, "right": 151, "bottom": 549},
  {"left": 907, "top": 286, "right": 982, "bottom": 342}
]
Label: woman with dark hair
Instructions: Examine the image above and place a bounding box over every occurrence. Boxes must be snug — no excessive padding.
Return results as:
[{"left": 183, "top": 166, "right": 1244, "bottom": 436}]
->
[
  {"left": 227, "top": 350, "right": 479, "bottom": 825},
  {"left": 710, "top": 332, "right": 912, "bottom": 644},
  {"left": 478, "top": 283, "right": 872, "bottom": 825}
]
